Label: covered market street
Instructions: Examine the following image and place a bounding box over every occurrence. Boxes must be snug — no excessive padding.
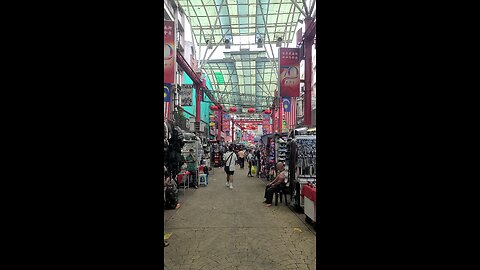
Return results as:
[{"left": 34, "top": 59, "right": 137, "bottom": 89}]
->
[{"left": 164, "top": 164, "right": 316, "bottom": 270}]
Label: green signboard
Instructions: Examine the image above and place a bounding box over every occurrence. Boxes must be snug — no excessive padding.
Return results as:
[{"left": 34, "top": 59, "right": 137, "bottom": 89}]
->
[{"left": 214, "top": 72, "right": 224, "bottom": 84}]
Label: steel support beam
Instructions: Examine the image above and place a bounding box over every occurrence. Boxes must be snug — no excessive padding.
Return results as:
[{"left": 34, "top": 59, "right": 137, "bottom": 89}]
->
[
  {"left": 176, "top": 50, "right": 225, "bottom": 123},
  {"left": 258, "top": 0, "right": 279, "bottom": 81},
  {"left": 290, "top": 0, "right": 308, "bottom": 17}
]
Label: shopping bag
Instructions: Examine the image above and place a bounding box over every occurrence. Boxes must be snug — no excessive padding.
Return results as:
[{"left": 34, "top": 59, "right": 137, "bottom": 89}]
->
[{"left": 251, "top": 166, "right": 257, "bottom": 175}]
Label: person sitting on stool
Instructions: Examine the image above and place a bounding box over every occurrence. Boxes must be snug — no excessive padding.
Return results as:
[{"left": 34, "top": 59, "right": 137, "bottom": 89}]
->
[
  {"left": 263, "top": 162, "right": 287, "bottom": 207},
  {"left": 186, "top": 149, "right": 198, "bottom": 189}
]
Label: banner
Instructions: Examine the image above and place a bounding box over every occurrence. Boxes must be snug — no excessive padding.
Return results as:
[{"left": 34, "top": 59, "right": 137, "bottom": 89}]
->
[
  {"left": 279, "top": 48, "right": 300, "bottom": 97},
  {"left": 164, "top": 83, "right": 171, "bottom": 102},
  {"left": 180, "top": 84, "right": 193, "bottom": 106},
  {"left": 214, "top": 110, "right": 221, "bottom": 127},
  {"left": 164, "top": 83, "right": 172, "bottom": 120},
  {"left": 285, "top": 97, "right": 297, "bottom": 129},
  {"left": 262, "top": 114, "right": 271, "bottom": 134},
  {"left": 282, "top": 97, "right": 291, "bottom": 112},
  {"left": 164, "top": 21, "right": 175, "bottom": 84},
  {"left": 222, "top": 114, "right": 231, "bottom": 131}
]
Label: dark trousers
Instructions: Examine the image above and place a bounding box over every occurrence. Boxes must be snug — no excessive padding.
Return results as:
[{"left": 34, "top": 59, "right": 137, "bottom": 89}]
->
[
  {"left": 247, "top": 161, "right": 253, "bottom": 176},
  {"left": 264, "top": 185, "right": 281, "bottom": 204},
  {"left": 188, "top": 170, "right": 197, "bottom": 187},
  {"left": 256, "top": 160, "right": 260, "bottom": 177},
  {"left": 239, "top": 158, "right": 245, "bottom": 168}
]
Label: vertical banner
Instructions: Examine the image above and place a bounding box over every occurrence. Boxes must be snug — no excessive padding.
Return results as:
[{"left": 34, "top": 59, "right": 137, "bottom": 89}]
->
[
  {"left": 164, "top": 21, "right": 175, "bottom": 84},
  {"left": 164, "top": 84, "right": 171, "bottom": 102},
  {"left": 222, "top": 114, "right": 231, "bottom": 132},
  {"left": 214, "top": 110, "right": 221, "bottom": 126},
  {"left": 279, "top": 48, "right": 300, "bottom": 97},
  {"left": 164, "top": 83, "right": 172, "bottom": 120},
  {"left": 180, "top": 84, "right": 193, "bottom": 106},
  {"left": 284, "top": 97, "right": 297, "bottom": 129},
  {"left": 262, "top": 114, "right": 271, "bottom": 134}
]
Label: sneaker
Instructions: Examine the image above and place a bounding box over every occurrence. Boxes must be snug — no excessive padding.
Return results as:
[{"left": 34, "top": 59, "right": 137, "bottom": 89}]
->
[
  {"left": 229, "top": 184, "right": 233, "bottom": 189},
  {"left": 226, "top": 182, "right": 229, "bottom": 186}
]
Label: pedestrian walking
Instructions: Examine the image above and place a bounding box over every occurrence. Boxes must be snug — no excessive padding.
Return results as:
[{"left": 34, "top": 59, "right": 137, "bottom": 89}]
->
[
  {"left": 237, "top": 148, "right": 245, "bottom": 169},
  {"left": 255, "top": 148, "right": 261, "bottom": 177},
  {"left": 223, "top": 145, "right": 238, "bottom": 189},
  {"left": 247, "top": 150, "right": 254, "bottom": 177}
]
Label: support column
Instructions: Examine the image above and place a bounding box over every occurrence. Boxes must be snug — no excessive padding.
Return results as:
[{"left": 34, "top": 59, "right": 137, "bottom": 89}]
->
[
  {"left": 278, "top": 98, "right": 282, "bottom": 133},
  {"left": 231, "top": 117, "right": 235, "bottom": 143},
  {"left": 304, "top": 18, "right": 314, "bottom": 127},
  {"left": 217, "top": 110, "right": 222, "bottom": 141},
  {"left": 195, "top": 84, "right": 201, "bottom": 123}
]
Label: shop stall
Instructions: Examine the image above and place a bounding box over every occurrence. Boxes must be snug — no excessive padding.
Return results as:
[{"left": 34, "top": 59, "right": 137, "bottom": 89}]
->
[
  {"left": 288, "top": 135, "right": 316, "bottom": 211},
  {"left": 301, "top": 183, "right": 316, "bottom": 224}
]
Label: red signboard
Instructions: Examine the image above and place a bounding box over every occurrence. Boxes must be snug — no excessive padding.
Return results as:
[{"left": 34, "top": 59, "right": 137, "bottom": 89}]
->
[
  {"left": 164, "top": 21, "right": 175, "bottom": 84},
  {"left": 279, "top": 48, "right": 300, "bottom": 97}
]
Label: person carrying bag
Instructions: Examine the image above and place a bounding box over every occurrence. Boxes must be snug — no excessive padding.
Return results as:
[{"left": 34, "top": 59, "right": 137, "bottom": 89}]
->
[{"left": 223, "top": 145, "right": 238, "bottom": 189}]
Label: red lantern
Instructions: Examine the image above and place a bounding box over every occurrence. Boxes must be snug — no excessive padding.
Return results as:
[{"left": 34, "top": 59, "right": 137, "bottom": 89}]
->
[
  {"left": 264, "top": 109, "right": 271, "bottom": 114},
  {"left": 210, "top": 105, "right": 218, "bottom": 111},
  {"left": 229, "top": 107, "right": 237, "bottom": 113},
  {"left": 248, "top": 108, "right": 255, "bottom": 113}
]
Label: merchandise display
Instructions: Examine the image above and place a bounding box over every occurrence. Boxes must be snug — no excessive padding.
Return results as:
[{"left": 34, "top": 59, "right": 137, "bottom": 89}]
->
[
  {"left": 163, "top": 2, "right": 317, "bottom": 266},
  {"left": 288, "top": 135, "right": 316, "bottom": 211},
  {"left": 301, "top": 183, "right": 316, "bottom": 224}
]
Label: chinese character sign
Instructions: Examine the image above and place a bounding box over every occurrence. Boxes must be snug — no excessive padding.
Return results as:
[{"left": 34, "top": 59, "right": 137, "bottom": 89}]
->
[
  {"left": 164, "top": 21, "right": 175, "bottom": 84},
  {"left": 279, "top": 48, "right": 300, "bottom": 97}
]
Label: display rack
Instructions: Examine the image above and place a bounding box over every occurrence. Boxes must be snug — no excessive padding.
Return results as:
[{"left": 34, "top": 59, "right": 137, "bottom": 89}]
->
[
  {"left": 289, "top": 135, "right": 317, "bottom": 211},
  {"left": 276, "top": 135, "right": 288, "bottom": 165}
]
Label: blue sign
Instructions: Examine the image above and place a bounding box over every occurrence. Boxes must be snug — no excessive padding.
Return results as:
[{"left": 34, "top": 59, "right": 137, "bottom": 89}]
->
[
  {"left": 282, "top": 97, "right": 291, "bottom": 112},
  {"left": 164, "top": 84, "right": 171, "bottom": 102}
]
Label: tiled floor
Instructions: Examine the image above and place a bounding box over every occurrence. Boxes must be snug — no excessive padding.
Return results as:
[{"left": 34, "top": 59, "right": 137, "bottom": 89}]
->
[{"left": 164, "top": 165, "right": 316, "bottom": 270}]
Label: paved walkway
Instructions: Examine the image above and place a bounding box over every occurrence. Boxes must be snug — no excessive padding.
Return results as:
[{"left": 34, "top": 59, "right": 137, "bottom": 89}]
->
[{"left": 164, "top": 165, "right": 316, "bottom": 270}]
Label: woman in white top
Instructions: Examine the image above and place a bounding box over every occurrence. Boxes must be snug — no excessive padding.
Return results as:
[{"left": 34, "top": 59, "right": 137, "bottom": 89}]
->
[{"left": 223, "top": 145, "right": 238, "bottom": 189}]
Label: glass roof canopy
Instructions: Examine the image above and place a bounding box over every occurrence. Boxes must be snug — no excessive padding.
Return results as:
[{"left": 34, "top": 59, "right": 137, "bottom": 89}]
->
[
  {"left": 177, "top": 0, "right": 302, "bottom": 46},
  {"left": 204, "top": 50, "right": 277, "bottom": 110},
  {"left": 176, "top": 0, "right": 303, "bottom": 113}
]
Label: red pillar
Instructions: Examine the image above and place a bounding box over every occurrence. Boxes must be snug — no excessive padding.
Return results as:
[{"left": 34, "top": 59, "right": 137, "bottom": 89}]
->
[
  {"left": 271, "top": 108, "right": 276, "bottom": 133},
  {"left": 304, "top": 18, "right": 314, "bottom": 127},
  {"left": 278, "top": 98, "right": 282, "bottom": 133},
  {"left": 231, "top": 117, "right": 235, "bottom": 142},
  {"left": 217, "top": 110, "right": 222, "bottom": 141},
  {"left": 195, "top": 84, "right": 201, "bottom": 123}
]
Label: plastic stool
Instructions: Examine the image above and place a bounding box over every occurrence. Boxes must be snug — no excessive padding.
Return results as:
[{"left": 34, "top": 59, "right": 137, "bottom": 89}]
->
[
  {"left": 198, "top": 174, "right": 208, "bottom": 187},
  {"left": 274, "top": 188, "right": 289, "bottom": 206}
]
